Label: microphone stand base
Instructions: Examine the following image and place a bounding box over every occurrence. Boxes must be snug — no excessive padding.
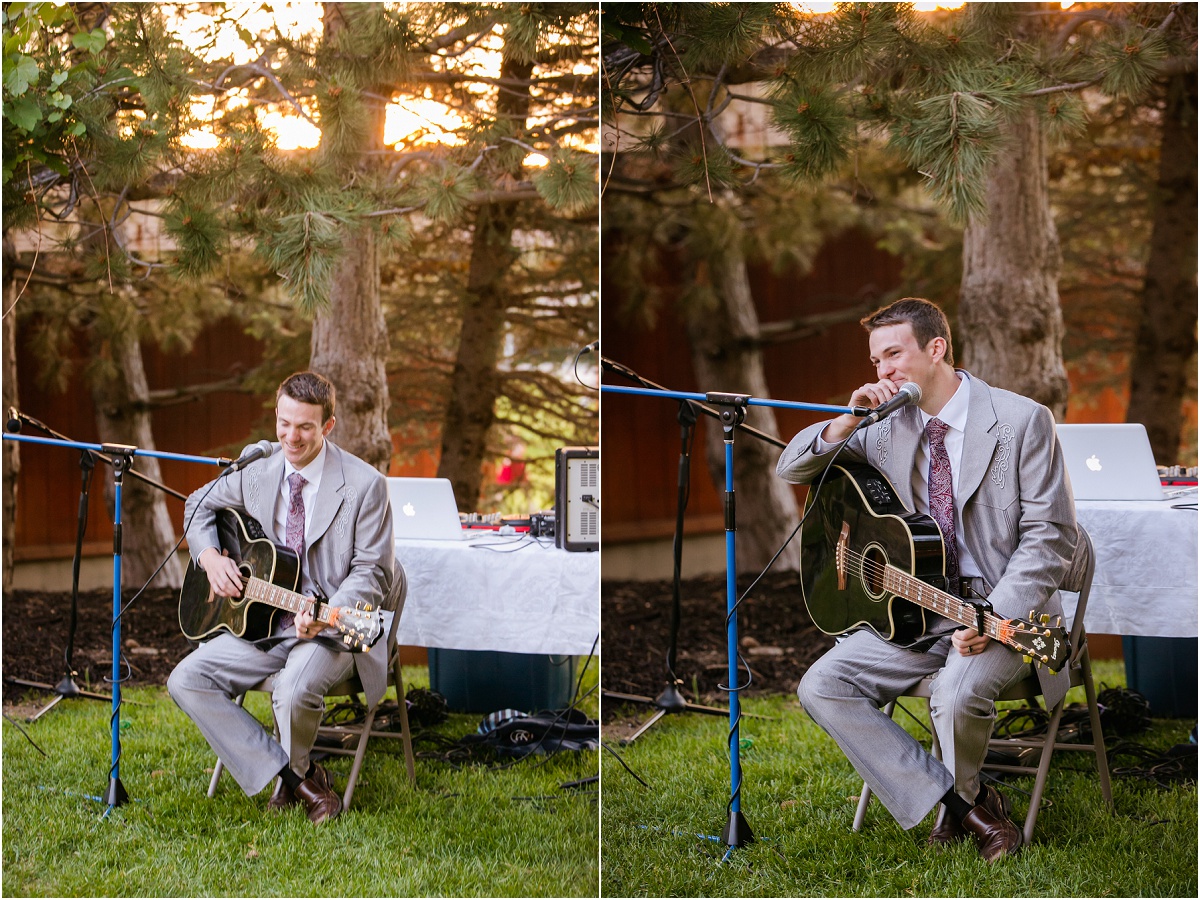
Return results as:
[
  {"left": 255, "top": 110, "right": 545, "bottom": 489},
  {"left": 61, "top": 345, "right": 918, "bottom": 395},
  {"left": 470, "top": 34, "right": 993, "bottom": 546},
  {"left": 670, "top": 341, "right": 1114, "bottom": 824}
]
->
[
  {"left": 4, "top": 675, "right": 111, "bottom": 722},
  {"left": 721, "top": 810, "right": 755, "bottom": 848},
  {"left": 602, "top": 688, "right": 733, "bottom": 746},
  {"left": 103, "top": 777, "right": 129, "bottom": 809}
]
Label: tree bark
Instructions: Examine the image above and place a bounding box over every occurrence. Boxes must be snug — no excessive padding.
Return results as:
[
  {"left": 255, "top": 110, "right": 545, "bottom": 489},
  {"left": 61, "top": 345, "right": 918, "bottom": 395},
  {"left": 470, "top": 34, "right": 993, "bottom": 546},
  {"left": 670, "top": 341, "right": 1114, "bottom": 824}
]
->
[
  {"left": 311, "top": 222, "right": 392, "bottom": 473},
  {"left": 959, "top": 108, "right": 1069, "bottom": 419},
  {"left": 311, "top": 2, "right": 393, "bottom": 474},
  {"left": 437, "top": 50, "right": 535, "bottom": 510},
  {"left": 89, "top": 323, "right": 184, "bottom": 590},
  {"left": 2, "top": 239, "right": 19, "bottom": 594},
  {"left": 682, "top": 231, "right": 802, "bottom": 573},
  {"left": 1125, "top": 70, "right": 1198, "bottom": 464},
  {"left": 438, "top": 202, "right": 522, "bottom": 509}
]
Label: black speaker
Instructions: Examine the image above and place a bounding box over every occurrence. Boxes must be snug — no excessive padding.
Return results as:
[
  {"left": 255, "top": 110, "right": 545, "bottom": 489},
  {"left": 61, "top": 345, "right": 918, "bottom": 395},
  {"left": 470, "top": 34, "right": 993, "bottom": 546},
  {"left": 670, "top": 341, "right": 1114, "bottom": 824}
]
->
[{"left": 555, "top": 446, "right": 598, "bottom": 552}]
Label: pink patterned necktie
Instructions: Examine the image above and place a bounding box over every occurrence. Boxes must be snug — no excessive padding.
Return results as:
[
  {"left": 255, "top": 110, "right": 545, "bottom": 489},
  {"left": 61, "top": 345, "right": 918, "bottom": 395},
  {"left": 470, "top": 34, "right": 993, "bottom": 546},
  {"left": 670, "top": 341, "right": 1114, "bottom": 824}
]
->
[
  {"left": 280, "top": 472, "right": 306, "bottom": 632},
  {"left": 925, "top": 418, "right": 960, "bottom": 596}
]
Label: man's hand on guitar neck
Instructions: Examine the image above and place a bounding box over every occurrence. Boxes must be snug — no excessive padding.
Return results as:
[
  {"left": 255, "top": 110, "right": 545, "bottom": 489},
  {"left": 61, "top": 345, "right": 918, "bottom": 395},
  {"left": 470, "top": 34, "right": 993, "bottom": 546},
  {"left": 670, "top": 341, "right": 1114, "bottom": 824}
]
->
[
  {"left": 199, "top": 546, "right": 244, "bottom": 599},
  {"left": 294, "top": 607, "right": 325, "bottom": 640},
  {"left": 952, "top": 627, "right": 991, "bottom": 657}
]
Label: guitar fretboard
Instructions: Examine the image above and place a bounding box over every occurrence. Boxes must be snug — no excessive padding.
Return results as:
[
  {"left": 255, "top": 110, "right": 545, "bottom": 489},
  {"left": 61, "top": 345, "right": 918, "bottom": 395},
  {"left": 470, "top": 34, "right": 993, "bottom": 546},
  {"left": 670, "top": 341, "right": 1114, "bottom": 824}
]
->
[
  {"left": 836, "top": 541, "right": 1003, "bottom": 639},
  {"left": 244, "top": 577, "right": 335, "bottom": 625},
  {"left": 880, "top": 566, "right": 1003, "bottom": 640}
]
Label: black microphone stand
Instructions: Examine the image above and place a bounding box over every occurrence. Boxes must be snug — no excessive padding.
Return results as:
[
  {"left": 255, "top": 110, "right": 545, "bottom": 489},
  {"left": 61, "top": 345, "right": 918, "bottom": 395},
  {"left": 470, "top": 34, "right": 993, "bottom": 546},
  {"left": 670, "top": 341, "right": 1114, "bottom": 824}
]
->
[
  {"left": 599, "top": 359, "right": 784, "bottom": 742},
  {"left": 4, "top": 410, "right": 187, "bottom": 723}
]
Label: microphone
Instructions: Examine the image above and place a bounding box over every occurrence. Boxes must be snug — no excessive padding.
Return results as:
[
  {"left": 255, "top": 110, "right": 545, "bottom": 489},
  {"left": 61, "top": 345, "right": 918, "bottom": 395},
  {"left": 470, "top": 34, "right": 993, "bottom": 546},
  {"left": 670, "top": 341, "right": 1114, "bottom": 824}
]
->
[
  {"left": 582, "top": 340, "right": 599, "bottom": 353},
  {"left": 5, "top": 408, "right": 21, "bottom": 433},
  {"left": 223, "top": 439, "right": 274, "bottom": 472},
  {"left": 857, "top": 382, "right": 922, "bottom": 426}
]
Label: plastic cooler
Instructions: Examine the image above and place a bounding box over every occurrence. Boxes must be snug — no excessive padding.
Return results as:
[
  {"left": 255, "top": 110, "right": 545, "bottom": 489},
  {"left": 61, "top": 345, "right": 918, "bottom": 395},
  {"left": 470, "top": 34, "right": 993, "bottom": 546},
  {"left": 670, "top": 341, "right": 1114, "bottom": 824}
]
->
[
  {"left": 428, "top": 649, "right": 578, "bottom": 714},
  {"left": 1121, "top": 636, "right": 1198, "bottom": 719}
]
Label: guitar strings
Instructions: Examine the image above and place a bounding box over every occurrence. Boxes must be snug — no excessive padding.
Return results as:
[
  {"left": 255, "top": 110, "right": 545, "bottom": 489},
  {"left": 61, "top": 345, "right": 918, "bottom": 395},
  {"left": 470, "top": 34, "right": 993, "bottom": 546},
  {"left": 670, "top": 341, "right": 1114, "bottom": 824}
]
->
[{"left": 836, "top": 546, "right": 1010, "bottom": 638}]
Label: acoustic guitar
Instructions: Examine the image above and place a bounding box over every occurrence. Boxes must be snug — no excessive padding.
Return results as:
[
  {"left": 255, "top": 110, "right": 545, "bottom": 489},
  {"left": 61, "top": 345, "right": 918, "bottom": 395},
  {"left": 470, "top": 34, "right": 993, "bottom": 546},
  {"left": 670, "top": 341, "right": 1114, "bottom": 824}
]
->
[
  {"left": 799, "top": 463, "right": 1070, "bottom": 672},
  {"left": 178, "top": 508, "right": 382, "bottom": 652}
]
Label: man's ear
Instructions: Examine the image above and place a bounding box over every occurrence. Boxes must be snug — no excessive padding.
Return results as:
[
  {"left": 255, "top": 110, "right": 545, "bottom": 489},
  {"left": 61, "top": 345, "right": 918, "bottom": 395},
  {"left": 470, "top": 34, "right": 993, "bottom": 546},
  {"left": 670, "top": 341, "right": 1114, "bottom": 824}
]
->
[
  {"left": 322, "top": 415, "right": 336, "bottom": 438},
  {"left": 928, "top": 336, "right": 947, "bottom": 364}
]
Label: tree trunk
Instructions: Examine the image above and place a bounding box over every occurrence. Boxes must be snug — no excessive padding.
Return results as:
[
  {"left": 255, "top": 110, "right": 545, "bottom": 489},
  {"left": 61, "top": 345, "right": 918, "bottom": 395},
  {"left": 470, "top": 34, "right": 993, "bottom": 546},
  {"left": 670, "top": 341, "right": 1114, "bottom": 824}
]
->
[
  {"left": 311, "top": 3, "right": 392, "bottom": 473},
  {"left": 959, "top": 109, "right": 1069, "bottom": 419},
  {"left": 311, "top": 222, "right": 392, "bottom": 473},
  {"left": 1125, "top": 70, "right": 1198, "bottom": 464},
  {"left": 437, "top": 50, "right": 535, "bottom": 510},
  {"left": 438, "top": 202, "right": 521, "bottom": 509},
  {"left": 682, "top": 231, "right": 802, "bottom": 573},
  {"left": 89, "top": 323, "right": 183, "bottom": 590},
  {"left": 2, "top": 239, "right": 19, "bottom": 594}
]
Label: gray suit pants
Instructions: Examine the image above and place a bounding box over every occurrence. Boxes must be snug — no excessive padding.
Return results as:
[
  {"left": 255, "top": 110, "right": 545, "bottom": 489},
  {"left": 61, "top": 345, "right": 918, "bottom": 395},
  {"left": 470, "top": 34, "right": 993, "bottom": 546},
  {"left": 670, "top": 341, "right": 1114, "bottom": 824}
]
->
[
  {"left": 797, "top": 626, "right": 1029, "bottom": 830},
  {"left": 168, "top": 631, "right": 354, "bottom": 797}
]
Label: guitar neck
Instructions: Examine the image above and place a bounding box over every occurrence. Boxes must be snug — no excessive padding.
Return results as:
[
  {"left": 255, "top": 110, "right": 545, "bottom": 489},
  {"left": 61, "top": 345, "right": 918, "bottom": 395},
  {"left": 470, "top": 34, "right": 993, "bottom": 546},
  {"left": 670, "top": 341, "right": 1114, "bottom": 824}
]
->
[
  {"left": 244, "top": 577, "right": 334, "bottom": 625},
  {"left": 882, "top": 566, "right": 1002, "bottom": 638}
]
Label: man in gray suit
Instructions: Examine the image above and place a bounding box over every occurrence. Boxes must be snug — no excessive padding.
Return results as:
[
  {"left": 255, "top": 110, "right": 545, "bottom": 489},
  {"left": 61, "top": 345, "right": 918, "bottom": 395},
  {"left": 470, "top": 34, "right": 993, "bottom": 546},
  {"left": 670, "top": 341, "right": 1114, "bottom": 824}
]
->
[
  {"left": 777, "top": 298, "right": 1076, "bottom": 862},
  {"left": 168, "top": 372, "right": 394, "bottom": 825}
]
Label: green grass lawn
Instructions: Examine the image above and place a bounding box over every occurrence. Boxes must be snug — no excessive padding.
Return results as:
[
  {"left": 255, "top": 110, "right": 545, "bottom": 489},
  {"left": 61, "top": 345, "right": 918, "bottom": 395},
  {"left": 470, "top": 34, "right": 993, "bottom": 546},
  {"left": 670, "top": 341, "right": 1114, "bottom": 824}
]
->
[
  {"left": 601, "top": 660, "right": 1197, "bottom": 897},
  {"left": 3, "top": 665, "right": 598, "bottom": 897}
]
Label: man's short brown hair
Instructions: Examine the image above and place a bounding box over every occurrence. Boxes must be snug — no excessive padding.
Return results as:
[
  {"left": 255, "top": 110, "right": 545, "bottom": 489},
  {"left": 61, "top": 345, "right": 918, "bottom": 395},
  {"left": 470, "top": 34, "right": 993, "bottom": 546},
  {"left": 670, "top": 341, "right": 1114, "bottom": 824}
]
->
[
  {"left": 860, "top": 297, "right": 955, "bottom": 366},
  {"left": 277, "top": 372, "right": 336, "bottom": 423}
]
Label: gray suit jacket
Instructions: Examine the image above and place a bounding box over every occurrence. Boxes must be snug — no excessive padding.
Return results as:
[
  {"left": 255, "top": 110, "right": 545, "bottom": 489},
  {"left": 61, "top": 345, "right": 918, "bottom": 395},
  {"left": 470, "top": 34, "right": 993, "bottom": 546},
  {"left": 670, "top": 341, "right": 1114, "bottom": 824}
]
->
[
  {"left": 184, "top": 439, "right": 395, "bottom": 706},
  {"left": 777, "top": 372, "right": 1077, "bottom": 706}
]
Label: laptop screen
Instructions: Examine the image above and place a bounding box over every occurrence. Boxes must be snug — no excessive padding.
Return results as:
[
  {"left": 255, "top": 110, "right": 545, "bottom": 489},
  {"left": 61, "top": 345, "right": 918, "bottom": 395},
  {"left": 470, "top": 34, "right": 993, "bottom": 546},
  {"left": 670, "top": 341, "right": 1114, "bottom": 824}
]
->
[
  {"left": 387, "top": 477, "right": 466, "bottom": 540},
  {"left": 1056, "top": 423, "right": 1164, "bottom": 501}
]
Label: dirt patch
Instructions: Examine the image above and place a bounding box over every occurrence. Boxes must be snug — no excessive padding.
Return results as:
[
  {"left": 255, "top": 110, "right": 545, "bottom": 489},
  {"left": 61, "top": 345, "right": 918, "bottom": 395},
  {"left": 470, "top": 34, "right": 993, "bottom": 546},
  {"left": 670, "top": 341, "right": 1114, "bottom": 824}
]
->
[
  {"left": 600, "top": 571, "right": 836, "bottom": 722},
  {"left": 3, "top": 588, "right": 191, "bottom": 707},
  {"left": 5, "top": 572, "right": 838, "bottom": 721}
]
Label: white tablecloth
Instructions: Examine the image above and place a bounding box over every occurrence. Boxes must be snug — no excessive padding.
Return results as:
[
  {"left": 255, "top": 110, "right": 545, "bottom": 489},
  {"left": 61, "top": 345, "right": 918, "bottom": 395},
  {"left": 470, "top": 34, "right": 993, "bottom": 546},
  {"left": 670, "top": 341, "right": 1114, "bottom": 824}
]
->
[
  {"left": 1062, "top": 497, "right": 1199, "bottom": 637},
  {"left": 394, "top": 535, "right": 599, "bottom": 655}
]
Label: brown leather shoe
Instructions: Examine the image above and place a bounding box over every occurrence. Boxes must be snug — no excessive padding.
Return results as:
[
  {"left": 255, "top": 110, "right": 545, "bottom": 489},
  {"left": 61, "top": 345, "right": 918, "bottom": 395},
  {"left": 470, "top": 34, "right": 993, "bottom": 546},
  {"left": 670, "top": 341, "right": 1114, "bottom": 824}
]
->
[
  {"left": 927, "top": 804, "right": 965, "bottom": 846},
  {"left": 975, "top": 783, "right": 1011, "bottom": 821},
  {"left": 267, "top": 777, "right": 297, "bottom": 812},
  {"left": 961, "top": 785, "right": 1022, "bottom": 862},
  {"left": 294, "top": 764, "right": 342, "bottom": 825}
]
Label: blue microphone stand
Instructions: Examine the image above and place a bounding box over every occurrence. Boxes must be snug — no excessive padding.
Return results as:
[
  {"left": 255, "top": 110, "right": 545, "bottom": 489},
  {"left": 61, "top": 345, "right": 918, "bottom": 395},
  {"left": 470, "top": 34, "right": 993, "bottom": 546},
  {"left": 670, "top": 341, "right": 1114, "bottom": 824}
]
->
[
  {"left": 602, "top": 382, "right": 853, "bottom": 854},
  {"left": 4, "top": 432, "right": 227, "bottom": 812}
]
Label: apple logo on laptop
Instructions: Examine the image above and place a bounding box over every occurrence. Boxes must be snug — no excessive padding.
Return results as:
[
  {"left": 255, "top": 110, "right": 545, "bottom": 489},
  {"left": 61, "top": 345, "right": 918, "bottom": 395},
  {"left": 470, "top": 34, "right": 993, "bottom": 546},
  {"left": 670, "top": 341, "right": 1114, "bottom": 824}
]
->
[
  {"left": 1086, "top": 454, "right": 1102, "bottom": 472},
  {"left": 403, "top": 502, "right": 417, "bottom": 517}
]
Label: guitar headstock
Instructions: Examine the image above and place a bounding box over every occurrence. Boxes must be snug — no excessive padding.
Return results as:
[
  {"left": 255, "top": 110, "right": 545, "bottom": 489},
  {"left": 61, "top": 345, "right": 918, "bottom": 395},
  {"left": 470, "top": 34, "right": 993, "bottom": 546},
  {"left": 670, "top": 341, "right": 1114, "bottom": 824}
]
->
[
  {"left": 327, "top": 601, "right": 384, "bottom": 652},
  {"left": 997, "top": 612, "right": 1071, "bottom": 673}
]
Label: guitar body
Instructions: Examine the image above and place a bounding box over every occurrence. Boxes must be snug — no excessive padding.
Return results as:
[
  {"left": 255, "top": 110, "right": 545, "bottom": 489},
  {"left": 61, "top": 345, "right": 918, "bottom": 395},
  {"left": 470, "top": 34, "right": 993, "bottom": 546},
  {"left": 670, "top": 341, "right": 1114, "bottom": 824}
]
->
[
  {"left": 800, "top": 464, "right": 948, "bottom": 643},
  {"left": 179, "top": 509, "right": 301, "bottom": 642}
]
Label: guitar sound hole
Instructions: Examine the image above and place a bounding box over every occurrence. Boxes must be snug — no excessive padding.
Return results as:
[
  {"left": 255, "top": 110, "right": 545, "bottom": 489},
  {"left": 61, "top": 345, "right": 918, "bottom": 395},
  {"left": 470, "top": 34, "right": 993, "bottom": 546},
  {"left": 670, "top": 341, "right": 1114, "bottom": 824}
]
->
[{"left": 862, "top": 545, "right": 887, "bottom": 598}]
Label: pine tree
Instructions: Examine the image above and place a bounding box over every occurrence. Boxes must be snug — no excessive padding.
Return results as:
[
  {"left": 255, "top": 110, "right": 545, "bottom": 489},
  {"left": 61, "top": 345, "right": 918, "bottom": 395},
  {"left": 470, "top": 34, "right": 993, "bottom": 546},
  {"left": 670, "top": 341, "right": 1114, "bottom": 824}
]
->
[
  {"left": 602, "top": 2, "right": 1194, "bottom": 566},
  {"left": 605, "top": 2, "right": 1191, "bottom": 386},
  {"left": 3, "top": 3, "right": 598, "bottom": 580}
]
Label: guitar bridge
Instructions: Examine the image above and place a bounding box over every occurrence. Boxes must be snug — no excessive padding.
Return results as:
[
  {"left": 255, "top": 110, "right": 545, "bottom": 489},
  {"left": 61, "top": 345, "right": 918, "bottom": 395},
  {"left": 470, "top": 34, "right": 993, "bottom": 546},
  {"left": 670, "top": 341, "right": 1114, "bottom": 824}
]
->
[{"left": 836, "top": 522, "right": 850, "bottom": 592}]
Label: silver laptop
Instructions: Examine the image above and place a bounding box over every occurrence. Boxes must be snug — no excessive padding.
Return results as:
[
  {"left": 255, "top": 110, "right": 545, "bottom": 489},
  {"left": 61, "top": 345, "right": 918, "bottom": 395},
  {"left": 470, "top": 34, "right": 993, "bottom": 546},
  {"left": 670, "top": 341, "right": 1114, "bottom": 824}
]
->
[
  {"left": 387, "top": 477, "right": 467, "bottom": 540},
  {"left": 1056, "top": 423, "right": 1166, "bottom": 501}
]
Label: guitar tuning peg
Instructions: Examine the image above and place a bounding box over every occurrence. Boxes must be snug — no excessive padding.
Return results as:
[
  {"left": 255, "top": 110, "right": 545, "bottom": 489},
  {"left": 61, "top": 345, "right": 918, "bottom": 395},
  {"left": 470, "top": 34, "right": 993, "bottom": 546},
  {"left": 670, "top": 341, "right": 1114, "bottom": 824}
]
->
[
  {"left": 1039, "top": 613, "right": 1050, "bottom": 625},
  {"left": 1022, "top": 655, "right": 1032, "bottom": 665},
  {"left": 1053, "top": 615, "right": 1063, "bottom": 627}
]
